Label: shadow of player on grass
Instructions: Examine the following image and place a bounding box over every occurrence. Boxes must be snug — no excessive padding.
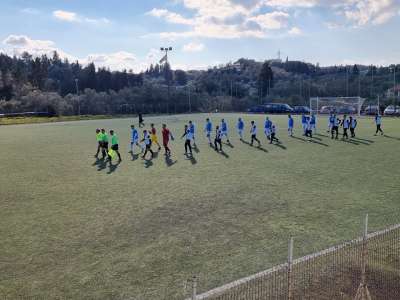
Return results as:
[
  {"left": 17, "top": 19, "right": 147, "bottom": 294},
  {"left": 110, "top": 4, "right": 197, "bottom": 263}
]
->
[
  {"left": 215, "top": 149, "right": 229, "bottom": 158},
  {"left": 107, "top": 161, "right": 120, "bottom": 174},
  {"left": 165, "top": 155, "right": 177, "bottom": 167},
  {"left": 143, "top": 158, "right": 153, "bottom": 168},
  {"left": 291, "top": 135, "right": 329, "bottom": 147},
  {"left": 383, "top": 135, "right": 400, "bottom": 141},
  {"left": 96, "top": 159, "right": 108, "bottom": 172},
  {"left": 130, "top": 153, "right": 140, "bottom": 161},
  {"left": 185, "top": 153, "right": 197, "bottom": 165},
  {"left": 242, "top": 140, "right": 268, "bottom": 153}
]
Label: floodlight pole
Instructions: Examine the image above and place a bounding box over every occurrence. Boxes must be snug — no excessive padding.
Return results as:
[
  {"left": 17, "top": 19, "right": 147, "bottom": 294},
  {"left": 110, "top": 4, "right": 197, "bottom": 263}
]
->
[
  {"left": 346, "top": 66, "right": 349, "bottom": 97},
  {"left": 160, "top": 47, "right": 173, "bottom": 114},
  {"left": 370, "top": 65, "right": 374, "bottom": 99},
  {"left": 75, "top": 78, "right": 80, "bottom": 116},
  {"left": 188, "top": 84, "right": 192, "bottom": 113}
]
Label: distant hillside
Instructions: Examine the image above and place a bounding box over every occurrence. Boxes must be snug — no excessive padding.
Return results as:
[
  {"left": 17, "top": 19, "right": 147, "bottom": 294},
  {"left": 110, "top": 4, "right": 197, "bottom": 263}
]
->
[{"left": 0, "top": 52, "right": 398, "bottom": 115}]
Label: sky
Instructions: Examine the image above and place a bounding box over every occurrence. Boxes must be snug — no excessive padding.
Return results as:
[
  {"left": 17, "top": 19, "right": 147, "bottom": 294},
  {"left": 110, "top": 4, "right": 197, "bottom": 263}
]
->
[{"left": 0, "top": 0, "right": 399, "bottom": 72}]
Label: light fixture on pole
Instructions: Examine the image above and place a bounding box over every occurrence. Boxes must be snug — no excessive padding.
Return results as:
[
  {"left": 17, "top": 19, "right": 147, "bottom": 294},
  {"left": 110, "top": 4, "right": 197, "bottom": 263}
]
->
[{"left": 160, "top": 47, "right": 173, "bottom": 114}]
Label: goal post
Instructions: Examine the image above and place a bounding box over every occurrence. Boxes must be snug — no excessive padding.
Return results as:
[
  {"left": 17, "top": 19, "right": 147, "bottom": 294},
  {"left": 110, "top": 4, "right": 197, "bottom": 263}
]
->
[{"left": 309, "top": 97, "right": 366, "bottom": 116}]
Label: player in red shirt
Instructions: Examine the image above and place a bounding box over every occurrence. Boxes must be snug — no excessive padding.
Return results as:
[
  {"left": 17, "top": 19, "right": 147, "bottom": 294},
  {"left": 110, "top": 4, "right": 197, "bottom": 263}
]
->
[{"left": 162, "top": 124, "right": 174, "bottom": 156}]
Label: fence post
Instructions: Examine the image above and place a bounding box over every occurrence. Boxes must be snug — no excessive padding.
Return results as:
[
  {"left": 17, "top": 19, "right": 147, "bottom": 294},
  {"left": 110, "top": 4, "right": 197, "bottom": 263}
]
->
[
  {"left": 288, "top": 237, "right": 294, "bottom": 300},
  {"left": 191, "top": 275, "right": 197, "bottom": 300},
  {"left": 354, "top": 214, "right": 371, "bottom": 300}
]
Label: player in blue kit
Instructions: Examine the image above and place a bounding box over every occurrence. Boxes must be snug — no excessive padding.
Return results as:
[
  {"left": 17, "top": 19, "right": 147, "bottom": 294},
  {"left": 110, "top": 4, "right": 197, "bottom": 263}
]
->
[
  {"left": 204, "top": 118, "right": 213, "bottom": 145},
  {"left": 220, "top": 119, "right": 230, "bottom": 144},
  {"left": 237, "top": 117, "right": 245, "bottom": 140},
  {"left": 264, "top": 117, "right": 272, "bottom": 140},
  {"left": 130, "top": 125, "right": 141, "bottom": 154},
  {"left": 288, "top": 115, "right": 294, "bottom": 136}
]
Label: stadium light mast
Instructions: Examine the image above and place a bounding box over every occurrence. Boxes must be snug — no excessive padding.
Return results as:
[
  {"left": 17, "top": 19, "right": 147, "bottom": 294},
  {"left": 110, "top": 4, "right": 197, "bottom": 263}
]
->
[
  {"left": 160, "top": 47, "right": 173, "bottom": 114},
  {"left": 346, "top": 66, "right": 349, "bottom": 97},
  {"left": 75, "top": 78, "right": 80, "bottom": 116},
  {"left": 370, "top": 65, "right": 374, "bottom": 99},
  {"left": 390, "top": 66, "right": 396, "bottom": 96},
  {"left": 187, "top": 83, "right": 192, "bottom": 113},
  {"left": 390, "top": 66, "right": 397, "bottom": 113}
]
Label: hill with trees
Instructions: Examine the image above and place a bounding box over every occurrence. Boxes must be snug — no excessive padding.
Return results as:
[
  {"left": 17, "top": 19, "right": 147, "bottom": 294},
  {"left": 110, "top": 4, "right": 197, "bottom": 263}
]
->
[{"left": 0, "top": 51, "right": 398, "bottom": 116}]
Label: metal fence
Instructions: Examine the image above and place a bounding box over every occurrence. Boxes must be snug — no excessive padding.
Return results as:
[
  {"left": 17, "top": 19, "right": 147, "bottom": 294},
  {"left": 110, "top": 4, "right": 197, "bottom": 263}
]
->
[{"left": 186, "top": 216, "right": 400, "bottom": 300}]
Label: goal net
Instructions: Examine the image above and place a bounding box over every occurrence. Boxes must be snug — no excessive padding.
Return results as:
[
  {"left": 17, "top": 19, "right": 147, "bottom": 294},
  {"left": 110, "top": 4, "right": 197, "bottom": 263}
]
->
[{"left": 310, "top": 97, "right": 365, "bottom": 116}]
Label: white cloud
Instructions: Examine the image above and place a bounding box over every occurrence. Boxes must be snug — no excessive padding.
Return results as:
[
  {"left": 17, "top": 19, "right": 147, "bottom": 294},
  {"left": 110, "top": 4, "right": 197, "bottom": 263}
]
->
[
  {"left": 181, "top": 0, "right": 253, "bottom": 19},
  {"left": 2, "top": 35, "right": 74, "bottom": 60},
  {"left": 53, "top": 10, "right": 111, "bottom": 25},
  {"left": 85, "top": 51, "right": 138, "bottom": 71},
  {"left": 1, "top": 35, "right": 162, "bottom": 72},
  {"left": 21, "top": 8, "right": 41, "bottom": 15},
  {"left": 264, "top": 0, "right": 318, "bottom": 8},
  {"left": 146, "top": 8, "right": 195, "bottom": 25},
  {"left": 147, "top": 0, "right": 290, "bottom": 40},
  {"left": 53, "top": 10, "right": 79, "bottom": 22},
  {"left": 248, "top": 11, "right": 290, "bottom": 29},
  {"left": 182, "top": 42, "right": 205, "bottom": 52},
  {"left": 288, "top": 26, "right": 302, "bottom": 35},
  {"left": 332, "top": 0, "right": 399, "bottom": 27}
]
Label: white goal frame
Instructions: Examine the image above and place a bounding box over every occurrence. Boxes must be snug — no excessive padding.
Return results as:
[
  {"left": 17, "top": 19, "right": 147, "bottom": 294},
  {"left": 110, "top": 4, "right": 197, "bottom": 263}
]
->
[{"left": 309, "top": 96, "right": 366, "bottom": 116}]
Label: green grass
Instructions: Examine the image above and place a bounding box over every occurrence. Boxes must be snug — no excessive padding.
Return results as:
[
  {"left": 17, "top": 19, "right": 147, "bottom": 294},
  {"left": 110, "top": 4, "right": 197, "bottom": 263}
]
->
[
  {"left": 0, "top": 113, "right": 399, "bottom": 300},
  {"left": 0, "top": 114, "right": 134, "bottom": 126}
]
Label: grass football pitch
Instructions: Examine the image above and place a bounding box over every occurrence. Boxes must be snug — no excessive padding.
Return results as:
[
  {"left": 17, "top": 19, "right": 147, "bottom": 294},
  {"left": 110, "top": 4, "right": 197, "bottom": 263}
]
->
[{"left": 1, "top": 113, "right": 399, "bottom": 299}]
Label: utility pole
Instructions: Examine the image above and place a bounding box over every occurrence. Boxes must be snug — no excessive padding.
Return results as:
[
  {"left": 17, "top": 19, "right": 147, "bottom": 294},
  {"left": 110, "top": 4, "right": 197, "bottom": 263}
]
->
[
  {"left": 370, "top": 65, "right": 374, "bottom": 99},
  {"left": 230, "top": 80, "right": 233, "bottom": 102},
  {"left": 188, "top": 84, "right": 192, "bottom": 113},
  {"left": 75, "top": 78, "right": 80, "bottom": 116},
  {"left": 160, "top": 47, "right": 173, "bottom": 114},
  {"left": 346, "top": 66, "right": 349, "bottom": 97}
]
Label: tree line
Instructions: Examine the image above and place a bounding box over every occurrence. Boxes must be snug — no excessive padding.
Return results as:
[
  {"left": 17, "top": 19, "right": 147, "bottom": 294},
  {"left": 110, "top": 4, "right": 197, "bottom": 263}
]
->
[{"left": 0, "top": 51, "right": 398, "bottom": 116}]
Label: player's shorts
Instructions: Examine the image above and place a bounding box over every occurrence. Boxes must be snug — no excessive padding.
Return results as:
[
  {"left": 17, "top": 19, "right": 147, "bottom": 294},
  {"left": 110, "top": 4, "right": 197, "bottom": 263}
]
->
[
  {"left": 131, "top": 138, "right": 139, "bottom": 144},
  {"left": 206, "top": 131, "right": 211, "bottom": 137},
  {"left": 238, "top": 129, "right": 243, "bottom": 136},
  {"left": 264, "top": 129, "right": 271, "bottom": 136},
  {"left": 288, "top": 126, "right": 293, "bottom": 130},
  {"left": 311, "top": 124, "right": 316, "bottom": 129},
  {"left": 103, "top": 142, "right": 109, "bottom": 148},
  {"left": 111, "top": 144, "right": 119, "bottom": 151},
  {"left": 221, "top": 131, "right": 228, "bottom": 137},
  {"left": 151, "top": 135, "right": 158, "bottom": 143}
]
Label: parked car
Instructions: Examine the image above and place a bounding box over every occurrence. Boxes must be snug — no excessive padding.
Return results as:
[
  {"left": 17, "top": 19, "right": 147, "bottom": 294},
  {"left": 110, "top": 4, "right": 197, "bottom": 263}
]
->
[
  {"left": 247, "top": 105, "right": 266, "bottom": 113},
  {"left": 338, "top": 106, "right": 357, "bottom": 114},
  {"left": 320, "top": 106, "right": 336, "bottom": 114},
  {"left": 364, "top": 105, "right": 379, "bottom": 115},
  {"left": 263, "top": 103, "right": 294, "bottom": 114},
  {"left": 293, "top": 106, "right": 311, "bottom": 114},
  {"left": 384, "top": 105, "right": 400, "bottom": 116}
]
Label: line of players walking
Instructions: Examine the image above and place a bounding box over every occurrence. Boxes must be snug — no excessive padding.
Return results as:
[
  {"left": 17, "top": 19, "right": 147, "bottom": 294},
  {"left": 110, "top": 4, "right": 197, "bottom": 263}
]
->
[{"left": 94, "top": 113, "right": 385, "bottom": 163}]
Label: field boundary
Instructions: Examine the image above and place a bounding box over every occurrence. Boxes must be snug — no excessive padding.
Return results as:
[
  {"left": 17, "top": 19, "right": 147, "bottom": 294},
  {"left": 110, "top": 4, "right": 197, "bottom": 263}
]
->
[{"left": 188, "top": 222, "right": 400, "bottom": 300}]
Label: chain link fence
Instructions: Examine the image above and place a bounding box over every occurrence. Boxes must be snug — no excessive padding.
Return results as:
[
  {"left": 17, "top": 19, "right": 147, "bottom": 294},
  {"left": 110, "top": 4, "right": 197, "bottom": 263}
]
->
[{"left": 184, "top": 217, "right": 400, "bottom": 300}]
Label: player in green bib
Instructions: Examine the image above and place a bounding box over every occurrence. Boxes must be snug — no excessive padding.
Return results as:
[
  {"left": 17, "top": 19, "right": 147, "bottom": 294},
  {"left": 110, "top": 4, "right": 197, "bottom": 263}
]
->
[
  {"left": 95, "top": 129, "right": 103, "bottom": 158},
  {"left": 101, "top": 129, "right": 108, "bottom": 159},
  {"left": 107, "top": 130, "right": 122, "bottom": 162}
]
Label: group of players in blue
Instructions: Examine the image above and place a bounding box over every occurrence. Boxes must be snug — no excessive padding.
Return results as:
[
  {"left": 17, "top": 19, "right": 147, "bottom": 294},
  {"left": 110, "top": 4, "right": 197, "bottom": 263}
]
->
[{"left": 97, "top": 112, "right": 386, "bottom": 163}]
